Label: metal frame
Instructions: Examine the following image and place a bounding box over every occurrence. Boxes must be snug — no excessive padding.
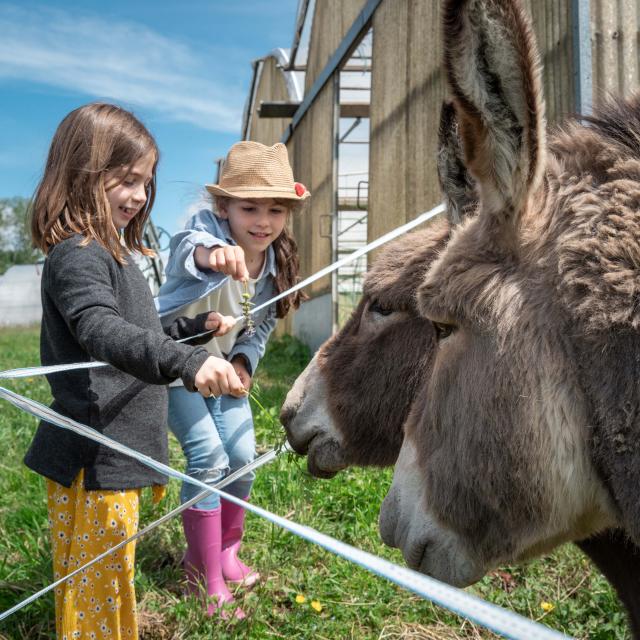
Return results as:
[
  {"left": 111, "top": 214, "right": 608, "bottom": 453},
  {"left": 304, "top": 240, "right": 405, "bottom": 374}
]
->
[
  {"left": 572, "top": 0, "right": 592, "bottom": 115},
  {"left": 241, "top": 59, "right": 262, "bottom": 141},
  {"left": 331, "top": 72, "right": 341, "bottom": 334},
  {"left": 259, "top": 102, "right": 369, "bottom": 119},
  {"left": 141, "top": 220, "right": 166, "bottom": 292},
  {"left": 281, "top": 0, "right": 383, "bottom": 144},
  {"left": 288, "top": 0, "right": 313, "bottom": 71}
]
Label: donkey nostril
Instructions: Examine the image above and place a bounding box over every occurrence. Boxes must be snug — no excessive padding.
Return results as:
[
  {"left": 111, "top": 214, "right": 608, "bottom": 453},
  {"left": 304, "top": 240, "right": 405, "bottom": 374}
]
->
[{"left": 279, "top": 404, "right": 295, "bottom": 427}]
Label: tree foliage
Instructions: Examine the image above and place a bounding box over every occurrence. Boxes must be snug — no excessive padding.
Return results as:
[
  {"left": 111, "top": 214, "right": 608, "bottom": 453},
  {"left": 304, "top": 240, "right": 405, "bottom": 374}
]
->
[{"left": 0, "top": 196, "right": 40, "bottom": 275}]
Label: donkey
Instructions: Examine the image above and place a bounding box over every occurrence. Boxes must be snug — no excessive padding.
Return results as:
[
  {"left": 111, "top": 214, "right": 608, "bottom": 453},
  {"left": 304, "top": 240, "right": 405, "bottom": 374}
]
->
[
  {"left": 281, "top": 222, "right": 446, "bottom": 476},
  {"left": 281, "top": 102, "right": 465, "bottom": 478},
  {"left": 379, "top": 0, "right": 640, "bottom": 633},
  {"left": 282, "top": 0, "right": 640, "bottom": 633}
]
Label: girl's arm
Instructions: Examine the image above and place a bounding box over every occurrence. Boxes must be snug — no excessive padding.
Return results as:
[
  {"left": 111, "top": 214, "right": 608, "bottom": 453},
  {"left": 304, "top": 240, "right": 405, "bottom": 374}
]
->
[
  {"left": 164, "top": 212, "right": 231, "bottom": 282},
  {"left": 194, "top": 245, "right": 248, "bottom": 281},
  {"left": 47, "top": 239, "right": 209, "bottom": 388},
  {"left": 228, "top": 307, "right": 277, "bottom": 377}
]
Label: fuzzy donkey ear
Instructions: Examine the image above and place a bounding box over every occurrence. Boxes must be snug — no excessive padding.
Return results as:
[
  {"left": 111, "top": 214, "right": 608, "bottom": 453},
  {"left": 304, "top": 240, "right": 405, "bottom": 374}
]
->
[
  {"left": 442, "top": 0, "right": 546, "bottom": 229},
  {"left": 437, "top": 100, "right": 478, "bottom": 226}
]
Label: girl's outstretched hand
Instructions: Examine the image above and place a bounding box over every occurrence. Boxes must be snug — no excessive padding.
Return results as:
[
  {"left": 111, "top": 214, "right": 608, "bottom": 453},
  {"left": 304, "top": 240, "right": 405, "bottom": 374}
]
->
[
  {"left": 194, "top": 356, "right": 247, "bottom": 398},
  {"left": 203, "top": 245, "right": 249, "bottom": 281},
  {"left": 205, "top": 312, "right": 236, "bottom": 336}
]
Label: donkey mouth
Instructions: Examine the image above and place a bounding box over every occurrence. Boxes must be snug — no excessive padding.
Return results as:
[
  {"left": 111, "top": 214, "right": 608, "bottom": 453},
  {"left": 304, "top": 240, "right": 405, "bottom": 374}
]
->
[{"left": 306, "top": 433, "right": 348, "bottom": 479}]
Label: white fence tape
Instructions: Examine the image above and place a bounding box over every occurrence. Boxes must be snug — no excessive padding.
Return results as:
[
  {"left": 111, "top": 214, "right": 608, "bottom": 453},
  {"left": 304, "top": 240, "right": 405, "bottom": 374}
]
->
[{"left": 0, "top": 386, "right": 571, "bottom": 640}]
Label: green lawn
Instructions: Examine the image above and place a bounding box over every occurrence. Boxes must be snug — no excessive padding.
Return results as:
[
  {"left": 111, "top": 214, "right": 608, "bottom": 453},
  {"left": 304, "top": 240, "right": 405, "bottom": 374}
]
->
[{"left": 0, "top": 327, "right": 629, "bottom": 639}]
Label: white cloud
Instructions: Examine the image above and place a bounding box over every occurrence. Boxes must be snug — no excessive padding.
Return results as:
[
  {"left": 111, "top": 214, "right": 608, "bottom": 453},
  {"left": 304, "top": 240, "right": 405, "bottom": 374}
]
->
[{"left": 0, "top": 5, "right": 247, "bottom": 133}]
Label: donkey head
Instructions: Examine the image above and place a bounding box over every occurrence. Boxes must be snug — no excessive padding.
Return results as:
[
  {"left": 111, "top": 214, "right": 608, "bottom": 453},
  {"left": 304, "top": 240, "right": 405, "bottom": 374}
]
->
[
  {"left": 379, "top": 0, "right": 620, "bottom": 586},
  {"left": 281, "top": 223, "right": 447, "bottom": 477},
  {"left": 280, "top": 98, "right": 480, "bottom": 478}
]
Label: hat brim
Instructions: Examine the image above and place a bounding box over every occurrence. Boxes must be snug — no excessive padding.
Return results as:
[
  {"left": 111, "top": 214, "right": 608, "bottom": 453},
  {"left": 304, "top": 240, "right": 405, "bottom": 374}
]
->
[{"left": 205, "top": 184, "right": 310, "bottom": 201}]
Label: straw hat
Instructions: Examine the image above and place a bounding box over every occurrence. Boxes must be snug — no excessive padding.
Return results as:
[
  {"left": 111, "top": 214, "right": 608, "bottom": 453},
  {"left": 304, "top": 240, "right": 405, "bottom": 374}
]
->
[{"left": 206, "top": 141, "right": 310, "bottom": 201}]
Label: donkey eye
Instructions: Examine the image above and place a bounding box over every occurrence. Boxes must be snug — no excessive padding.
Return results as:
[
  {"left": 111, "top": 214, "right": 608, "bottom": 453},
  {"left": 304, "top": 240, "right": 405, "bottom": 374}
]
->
[
  {"left": 369, "top": 300, "right": 394, "bottom": 316},
  {"left": 433, "top": 321, "right": 455, "bottom": 340}
]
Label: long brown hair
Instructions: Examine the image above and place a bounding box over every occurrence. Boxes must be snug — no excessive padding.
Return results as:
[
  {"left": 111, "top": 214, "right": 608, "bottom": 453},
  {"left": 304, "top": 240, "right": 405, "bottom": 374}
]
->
[
  {"left": 30, "top": 102, "right": 158, "bottom": 263},
  {"left": 215, "top": 196, "right": 308, "bottom": 318}
]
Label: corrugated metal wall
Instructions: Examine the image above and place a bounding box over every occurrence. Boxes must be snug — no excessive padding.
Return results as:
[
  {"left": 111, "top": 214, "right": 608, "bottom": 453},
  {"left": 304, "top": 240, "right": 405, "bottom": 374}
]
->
[{"left": 592, "top": 0, "right": 640, "bottom": 100}]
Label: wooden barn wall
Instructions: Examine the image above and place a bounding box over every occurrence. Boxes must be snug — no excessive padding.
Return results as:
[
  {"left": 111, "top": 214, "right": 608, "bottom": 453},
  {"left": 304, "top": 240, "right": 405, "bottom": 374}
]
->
[
  {"left": 591, "top": 0, "right": 640, "bottom": 101},
  {"left": 521, "top": 0, "right": 575, "bottom": 126},
  {"left": 286, "top": 0, "right": 368, "bottom": 297},
  {"left": 287, "top": 84, "right": 335, "bottom": 297},
  {"left": 368, "top": 0, "right": 447, "bottom": 244},
  {"left": 368, "top": 0, "right": 640, "bottom": 240},
  {"left": 248, "top": 57, "right": 291, "bottom": 145},
  {"left": 304, "top": 0, "right": 369, "bottom": 90},
  {"left": 368, "top": 0, "right": 577, "bottom": 241}
]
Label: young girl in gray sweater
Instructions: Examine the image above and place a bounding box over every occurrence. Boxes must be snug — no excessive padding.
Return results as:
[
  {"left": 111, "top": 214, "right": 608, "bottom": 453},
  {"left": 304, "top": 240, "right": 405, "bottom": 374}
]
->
[{"left": 24, "top": 102, "right": 240, "bottom": 640}]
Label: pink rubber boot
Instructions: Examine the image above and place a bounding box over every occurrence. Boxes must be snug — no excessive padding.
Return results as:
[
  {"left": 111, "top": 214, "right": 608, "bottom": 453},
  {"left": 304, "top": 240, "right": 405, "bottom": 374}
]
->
[
  {"left": 182, "top": 507, "right": 245, "bottom": 619},
  {"left": 220, "top": 496, "right": 260, "bottom": 588}
]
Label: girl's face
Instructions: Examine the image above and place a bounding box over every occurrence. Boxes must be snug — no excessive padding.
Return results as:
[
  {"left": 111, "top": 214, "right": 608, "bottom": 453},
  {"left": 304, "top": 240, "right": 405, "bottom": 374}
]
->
[
  {"left": 219, "top": 198, "right": 288, "bottom": 257},
  {"left": 105, "top": 151, "right": 155, "bottom": 229}
]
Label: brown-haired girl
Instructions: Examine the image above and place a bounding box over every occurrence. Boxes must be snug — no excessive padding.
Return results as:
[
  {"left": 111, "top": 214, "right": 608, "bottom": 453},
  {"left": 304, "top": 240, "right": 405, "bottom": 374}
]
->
[
  {"left": 156, "top": 141, "right": 309, "bottom": 618},
  {"left": 25, "top": 102, "right": 245, "bottom": 639}
]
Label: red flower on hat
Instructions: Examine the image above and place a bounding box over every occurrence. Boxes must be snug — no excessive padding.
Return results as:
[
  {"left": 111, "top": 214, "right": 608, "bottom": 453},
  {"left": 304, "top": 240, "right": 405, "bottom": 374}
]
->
[{"left": 294, "top": 182, "right": 306, "bottom": 197}]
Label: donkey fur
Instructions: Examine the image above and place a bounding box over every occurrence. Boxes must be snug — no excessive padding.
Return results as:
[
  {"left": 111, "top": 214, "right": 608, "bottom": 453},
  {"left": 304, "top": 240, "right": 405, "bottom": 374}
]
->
[{"left": 305, "top": 223, "right": 448, "bottom": 468}]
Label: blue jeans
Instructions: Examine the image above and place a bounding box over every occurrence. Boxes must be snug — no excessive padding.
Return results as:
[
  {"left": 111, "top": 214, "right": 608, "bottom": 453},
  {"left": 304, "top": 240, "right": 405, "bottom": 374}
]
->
[{"left": 168, "top": 386, "right": 256, "bottom": 510}]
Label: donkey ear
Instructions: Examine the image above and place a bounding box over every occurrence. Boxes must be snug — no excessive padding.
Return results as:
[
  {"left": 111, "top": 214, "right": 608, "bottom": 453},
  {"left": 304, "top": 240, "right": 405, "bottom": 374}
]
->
[
  {"left": 442, "top": 0, "right": 546, "bottom": 225},
  {"left": 437, "top": 100, "right": 477, "bottom": 225}
]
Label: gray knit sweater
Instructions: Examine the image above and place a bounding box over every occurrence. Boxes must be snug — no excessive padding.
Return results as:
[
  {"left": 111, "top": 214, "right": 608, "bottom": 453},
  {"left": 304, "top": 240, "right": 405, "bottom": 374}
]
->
[{"left": 24, "top": 236, "right": 210, "bottom": 490}]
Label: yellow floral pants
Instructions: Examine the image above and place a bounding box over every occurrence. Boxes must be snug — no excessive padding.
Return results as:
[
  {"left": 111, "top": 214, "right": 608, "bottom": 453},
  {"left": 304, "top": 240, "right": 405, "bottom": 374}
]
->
[{"left": 47, "top": 471, "right": 148, "bottom": 640}]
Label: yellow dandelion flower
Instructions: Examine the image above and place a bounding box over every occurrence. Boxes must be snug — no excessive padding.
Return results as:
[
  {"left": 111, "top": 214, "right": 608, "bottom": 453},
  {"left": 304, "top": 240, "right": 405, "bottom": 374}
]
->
[
  {"left": 311, "top": 600, "right": 323, "bottom": 612},
  {"left": 540, "top": 601, "right": 555, "bottom": 613},
  {"left": 295, "top": 594, "right": 306, "bottom": 604}
]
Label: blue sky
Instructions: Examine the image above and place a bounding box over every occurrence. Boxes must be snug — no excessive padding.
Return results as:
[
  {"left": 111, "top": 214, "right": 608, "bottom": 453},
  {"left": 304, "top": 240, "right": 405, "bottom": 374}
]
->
[{"left": 0, "top": 0, "right": 299, "bottom": 235}]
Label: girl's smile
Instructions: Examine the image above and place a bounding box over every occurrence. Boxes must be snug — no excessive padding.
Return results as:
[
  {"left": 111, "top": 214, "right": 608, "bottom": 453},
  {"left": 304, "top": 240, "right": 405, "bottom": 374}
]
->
[
  {"left": 219, "top": 198, "right": 288, "bottom": 263},
  {"left": 105, "top": 150, "right": 156, "bottom": 229}
]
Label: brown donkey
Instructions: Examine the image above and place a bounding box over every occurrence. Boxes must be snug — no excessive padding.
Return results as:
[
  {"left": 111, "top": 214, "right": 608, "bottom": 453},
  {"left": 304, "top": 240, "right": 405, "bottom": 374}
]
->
[
  {"left": 379, "top": 0, "right": 640, "bottom": 634},
  {"left": 280, "top": 222, "right": 446, "bottom": 477},
  {"left": 281, "top": 101, "right": 469, "bottom": 478}
]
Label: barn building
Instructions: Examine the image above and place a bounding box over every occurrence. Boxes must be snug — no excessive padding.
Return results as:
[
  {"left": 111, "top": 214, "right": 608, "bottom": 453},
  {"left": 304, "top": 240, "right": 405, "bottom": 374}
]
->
[{"left": 240, "top": 0, "right": 640, "bottom": 350}]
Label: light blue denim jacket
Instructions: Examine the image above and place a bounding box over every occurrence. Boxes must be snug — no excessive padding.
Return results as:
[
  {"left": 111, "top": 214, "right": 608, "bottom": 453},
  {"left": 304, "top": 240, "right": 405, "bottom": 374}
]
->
[{"left": 155, "top": 209, "right": 277, "bottom": 376}]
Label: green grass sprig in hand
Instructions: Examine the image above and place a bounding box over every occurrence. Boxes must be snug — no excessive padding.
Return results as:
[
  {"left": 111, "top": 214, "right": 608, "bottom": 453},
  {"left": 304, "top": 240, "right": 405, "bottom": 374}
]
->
[{"left": 241, "top": 280, "right": 256, "bottom": 337}]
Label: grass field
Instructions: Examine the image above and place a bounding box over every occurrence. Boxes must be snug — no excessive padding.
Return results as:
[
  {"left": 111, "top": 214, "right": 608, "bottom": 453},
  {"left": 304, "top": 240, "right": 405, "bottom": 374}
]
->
[{"left": 0, "top": 326, "right": 629, "bottom": 639}]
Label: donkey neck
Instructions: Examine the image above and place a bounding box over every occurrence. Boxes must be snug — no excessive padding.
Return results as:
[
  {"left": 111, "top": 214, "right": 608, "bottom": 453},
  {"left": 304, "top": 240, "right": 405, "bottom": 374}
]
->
[{"left": 570, "top": 329, "right": 640, "bottom": 545}]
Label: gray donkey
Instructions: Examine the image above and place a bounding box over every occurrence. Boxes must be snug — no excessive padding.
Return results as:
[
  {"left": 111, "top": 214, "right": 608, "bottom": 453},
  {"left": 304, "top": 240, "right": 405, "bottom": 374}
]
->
[
  {"left": 282, "top": 0, "right": 640, "bottom": 634},
  {"left": 382, "top": 0, "right": 640, "bottom": 632}
]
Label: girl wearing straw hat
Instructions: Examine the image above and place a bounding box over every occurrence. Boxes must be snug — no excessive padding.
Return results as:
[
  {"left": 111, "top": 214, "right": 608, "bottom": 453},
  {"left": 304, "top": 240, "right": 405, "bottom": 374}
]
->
[{"left": 156, "top": 141, "right": 309, "bottom": 618}]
